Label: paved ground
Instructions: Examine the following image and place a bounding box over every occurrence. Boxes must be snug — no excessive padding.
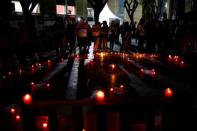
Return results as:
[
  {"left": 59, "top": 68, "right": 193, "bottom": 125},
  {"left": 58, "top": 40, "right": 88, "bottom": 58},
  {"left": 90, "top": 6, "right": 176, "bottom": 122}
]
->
[{"left": 0, "top": 40, "right": 197, "bottom": 130}]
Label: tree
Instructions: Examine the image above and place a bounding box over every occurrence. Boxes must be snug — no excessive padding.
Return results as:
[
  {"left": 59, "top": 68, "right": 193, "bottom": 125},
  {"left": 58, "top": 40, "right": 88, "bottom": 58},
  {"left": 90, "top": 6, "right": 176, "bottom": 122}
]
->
[
  {"left": 0, "top": 0, "right": 12, "bottom": 19},
  {"left": 151, "top": 0, "right": 164, "bottom": 19},
  {"left": 142, "top": 0, "right": 164, "bottom": 21},
  {"left": 19, "top": 0, "right": 40, "bottom": 42},
  {"left": 124, "top": 0, "right": 139, "bottom": 25},
  {"left": 87, "top": 0, "right": 109, "bottom": 22}
]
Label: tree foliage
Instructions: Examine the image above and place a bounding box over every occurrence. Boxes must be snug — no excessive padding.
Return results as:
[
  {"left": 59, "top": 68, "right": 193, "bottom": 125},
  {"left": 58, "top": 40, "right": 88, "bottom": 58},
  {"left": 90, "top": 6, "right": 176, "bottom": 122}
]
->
[
  {"left": 151, "top": 0, "right": 164, "bottom": 19},
  {"left": 124, "top": 0, "right": 139, "bottom": 24},
  {"left": 141, "top": 0, "right": 164, "bottom": 20},
  {"left": 19, "top": 0, "right": 40, "bottom": 14},
  {"left": 87, "top": 0, "right": 108, "bottom": 22},
  {"left": 19, "top": 0, "right": 41, "bottom": 48}
]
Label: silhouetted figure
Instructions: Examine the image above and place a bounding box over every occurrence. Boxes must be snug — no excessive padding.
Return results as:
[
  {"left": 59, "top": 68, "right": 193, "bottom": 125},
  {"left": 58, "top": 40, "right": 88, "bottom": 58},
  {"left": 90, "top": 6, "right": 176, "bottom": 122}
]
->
[
  {"left": 109, "top": 21, "right": 117, "bottom": 51},
  {"left": 92, "top": 21, "right": 101, "bottom": 52},
  {"left": 65, "top": 18, "right": 76, "bottom": 55},
  {"left": 136, "top": 18, "right": 145, "bottom": 52},
  {"left": 100, "top": 21, "right": 109, "bottom": 50},
  {"left": 76, "top": 18, "right": 90, "bottom": 54}
]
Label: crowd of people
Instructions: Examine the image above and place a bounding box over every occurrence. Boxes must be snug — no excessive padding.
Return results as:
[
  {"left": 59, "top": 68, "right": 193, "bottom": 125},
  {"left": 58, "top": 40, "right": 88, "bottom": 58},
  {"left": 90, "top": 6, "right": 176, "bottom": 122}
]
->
[
  {"left": 0, "top": 15, "right": 194, "bottom": 71},
  {"left": 61, "top": 16, "right": 187, "bottom": 55}
]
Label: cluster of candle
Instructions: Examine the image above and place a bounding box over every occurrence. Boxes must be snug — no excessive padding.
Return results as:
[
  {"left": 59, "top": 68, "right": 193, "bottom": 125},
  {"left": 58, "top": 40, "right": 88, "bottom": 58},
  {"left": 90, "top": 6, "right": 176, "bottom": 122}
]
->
[
  {"left": 8, "top": 107, "right": 21, "bottom": 122},
  {"left": 133, "top": 53, "right": 145, "bottom": 59},
  {"left": 8, "top": 106, "right": 49, "bottom": 130},
  {"left": 140, "top": 68, "right": 157, "bottom": 77},
  {"left": 0, "top": 58, "right": 55, "bottom": 80},
  {"left": 96, "top": 84, "right": 125, "bottom": 102},
  {"left": 167, "top": 55, "right": 186, "bottom": 67},
  {"left": 109, "top": 84, "right": 125, "bottom": 95},
  {"left": 30, "top": 81, "right": 51, "bottom": 92},
  {"left": 132, "top": 53, "right": 159, "bottom": 60}
]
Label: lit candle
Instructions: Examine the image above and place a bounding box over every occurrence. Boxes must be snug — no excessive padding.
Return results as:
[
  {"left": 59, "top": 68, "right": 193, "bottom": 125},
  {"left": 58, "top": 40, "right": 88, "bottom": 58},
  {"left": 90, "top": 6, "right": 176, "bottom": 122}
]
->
[
  {"left": 140, "top": 68, "right": 144, "bottom": 77},
  {"left": 22, "top": 94, "right": 32, "bottom": 105},
  {"left": 151, "top": 69, "right": 156, "bottom": 76},
  {"left": 46, "top": 83, "right": 50, "bottom": 91},
  {"left": 168, "top": 55, "right": 172, "bottom": 59},
  {"left": 100, "top": 52, "right": 104, "bottom": 62},
  {"left": 120, "top": 85, "right": 124, "bottom": 89},
  {"left": 109, "top": 88, "right": 114, "bottom": 97},
  {"left": 111, "top": 74, "right": 116, "bottom": 86},
  {"left": 111, "top": 64, "right": 116, "bottom": 70},
  {"left": 15, "top": 115, "right": 21, "bottom": 121},
  {"left": 110, "top": 88, "right": 114, "bottom": 92},
  {"left": 96, "top": 90, "right": 105, "bottom": 102},
  {"left": 8, "top": 71, "right": 12, "bottom": 76},
  {"left": 42, "top": 122, "right": 48, "bottom": 129},
  {"left": 47, "top": 60, "right": 51, "bottom": 63},
  {"left": 31, "top": 82, "right": 36, "bottom": 91},
  {"left": 38, "top": 63, "right": 42, "bottom": 69},
  {"left": 164, "top": 88, "right": 173, "bottom": 97},
  {"left": 18, "top": 69, "right": 22, "bottom": 76},
  {"left": 10, "top": 108, "right": 16, "bottom": 114},
  {"left": 47, "top": 60, "right": 52, "bottom": 67}
]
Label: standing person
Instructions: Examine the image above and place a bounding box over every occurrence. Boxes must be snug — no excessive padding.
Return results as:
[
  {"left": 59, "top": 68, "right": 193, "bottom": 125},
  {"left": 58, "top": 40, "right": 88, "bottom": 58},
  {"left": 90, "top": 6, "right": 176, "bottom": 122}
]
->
[
  {"left": 53, "top": 17, "right": 65, "bottom": 57},
  {"left": 87, "top": 22, "right": 92, "bottom": 52},
  {"left": 100, "top": 21, "right": 109, "bottom": 51},
  {"left": 131, "top": 21, "right": 137, "bottom": 39},
  {"left": 161, "top": 14, "right": 172, "bottom": 53},
  {"left": 76, "top": 18, "right": 90, "bottom": 54},
  {"left": 120, "top": 21, "right": 131, "bottom": 52},
  {"left": 136, "top": 18, "right": 145, "bottom": 52},
  {"left": 115, "top": 22, "right": 120, "bottom": 45},
  {"left": 91, "top": 21, "right": 101, "bottom": 52},
  {"left": 145, "top": 19, "right": 155, "bottom": 53},
  {"left": 65, "top": 18, "right": 76, "bottom": 55},
  {"left": 109, "top": 21, "right": 117, "bottom": 52}
]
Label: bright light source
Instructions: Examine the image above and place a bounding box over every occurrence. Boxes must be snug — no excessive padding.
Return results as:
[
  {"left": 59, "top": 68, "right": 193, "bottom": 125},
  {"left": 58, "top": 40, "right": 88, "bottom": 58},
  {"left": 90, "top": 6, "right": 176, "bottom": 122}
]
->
[
  {"left": 48, "top": 60, "right": 51, "bottom": 63},
  {"left": 31, "top": 82, "right": 35, "bottom": 86},
  {"left": 151, "top": 69, "right": 156, "bottom": 76},
  {"left": 111, "top": 64, "right": 116, "bottom": 69},
  {"left": 10, "top": 108, "right": 16, "bottom": 114},
  {"left": 22, "top": 94, "right": 32, "bottom": 105},
  {"left": 110, "top": 88, "right": 114, "bottom": 92},
  {"left": 46, "top": 83, "right": 50, "bottom": 87},
  {"left": 77, "top": 17, "right": 81, "bottom": 22},
  {"left": 42, "top": 122, "right": 48, "bottom": 129},
  {"left": 100, "top": 52, "right": 104, "bottom": 57},
  {"left": 8, "top": 71, "right": 12, "bottom": 76},
  {"left": 164, "top": 88, "right": 173, "bottom": 97},
  {"left": 16, "top": 115, "right": 21, "bottom": 121},
  {"left": 19, "top": 69, "right": 22, "bottom": 75},
  {"left": 96, "top": 90, "right": 105, "bottom": 101}
]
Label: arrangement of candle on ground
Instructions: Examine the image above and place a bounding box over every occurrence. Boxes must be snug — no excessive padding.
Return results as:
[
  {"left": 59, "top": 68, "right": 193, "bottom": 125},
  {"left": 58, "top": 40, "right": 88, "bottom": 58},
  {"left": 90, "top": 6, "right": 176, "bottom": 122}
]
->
[{"left": 167, "top": 54, "right": 186, "bottom": 67}]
